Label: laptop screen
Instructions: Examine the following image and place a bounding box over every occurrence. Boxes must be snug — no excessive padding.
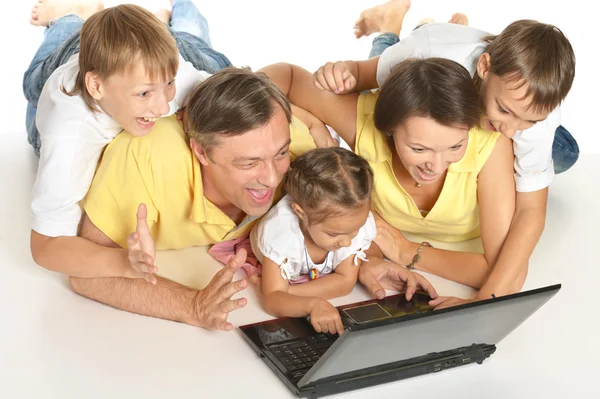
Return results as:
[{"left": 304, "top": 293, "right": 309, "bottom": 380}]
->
[{"left": 302, "top": 285, "right": 559, "bottom": 385}]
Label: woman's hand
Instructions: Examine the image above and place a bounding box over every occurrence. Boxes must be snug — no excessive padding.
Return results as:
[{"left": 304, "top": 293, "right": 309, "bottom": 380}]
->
[
  {"left": 429, "top": 296, "right": 477, "bottom": 310},
  {"left": 358, "top": 258, "right": 438, "bottom": 300}
]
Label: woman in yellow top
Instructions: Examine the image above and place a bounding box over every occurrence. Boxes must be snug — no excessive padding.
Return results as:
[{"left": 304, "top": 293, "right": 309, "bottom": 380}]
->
[{"left": 261, "top": 58, "right": 516, "bottom": 307}]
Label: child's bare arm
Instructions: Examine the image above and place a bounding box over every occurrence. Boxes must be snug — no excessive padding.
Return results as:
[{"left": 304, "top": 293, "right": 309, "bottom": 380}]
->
[
  {"left": 312, "top": 57, "right": 379, "bottom": 94},
  {"left": 290, "top": 104, "right": 337, "bottom": 148},
  {"left": 261, "top": 257, "right": 345, "bottom": 334},
  {"left": 289, "top": 257, "right": 359, "bottom": 299},
  {"left": 260, "top": 63, "right": 359, "bottom": 149},
  {"left": 476, "top": 189, "right": 547, "bottom": 298},
  {"left": 261, "top": 256, "right": 315, "bottom": 317}
]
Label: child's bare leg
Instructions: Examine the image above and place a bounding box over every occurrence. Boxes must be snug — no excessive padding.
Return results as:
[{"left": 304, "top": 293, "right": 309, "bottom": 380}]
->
[
  {"left": 30, "top": 0, "right": 104, "bottom": 27},
  {"left": 354, "top": 0, "right": 411, "bottom": 39},
  {"left": 448, "top": 12, "right": 469, "bottom": 26},
  {"left": 413, "top": 17, "right": 435, "bottom": 30}
]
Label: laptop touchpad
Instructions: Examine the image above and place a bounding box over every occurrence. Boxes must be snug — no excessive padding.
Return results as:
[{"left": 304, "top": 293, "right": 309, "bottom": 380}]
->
[{"left": 343, "top": 303, "right": 392, "bottom": 324}]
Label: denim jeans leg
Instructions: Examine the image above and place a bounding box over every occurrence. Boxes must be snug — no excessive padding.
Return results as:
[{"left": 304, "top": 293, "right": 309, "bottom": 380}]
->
[
  {"left": 552, "top": 125, "right": 579, "bottom": 174},
  {"left": 170, "top": 0, "right": 212, "bottom": 47},
  {"left": 368, "top": 32, "right": 400, "bottom": 58},
  {"left": 23, "top": 15, "right": 84, "bottom": 155},
  {"left": 23, "top": 15, "right": 83, "bottom": 104},
  {"left": 171, "top": 29, "right": 232, "bottom": 74}
]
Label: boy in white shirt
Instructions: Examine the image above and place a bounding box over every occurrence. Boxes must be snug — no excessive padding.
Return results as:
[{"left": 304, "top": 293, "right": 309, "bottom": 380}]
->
[
  {"left": 312, "top": 0, "right": 576, "bottom": 307},
  {"left": 23, "top": 1, "right": 230, "bottom": 279}
]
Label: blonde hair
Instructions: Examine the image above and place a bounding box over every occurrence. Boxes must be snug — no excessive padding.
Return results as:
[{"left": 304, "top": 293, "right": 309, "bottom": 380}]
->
[
  {"left": 474, "top": 20, "right": 575, "bottom": 113},
  {"left": 64, "top": 4, "right": 179, "bottom": 113},
  {"left": 284, "top": 148, "right": 374, "bottom": 224}
]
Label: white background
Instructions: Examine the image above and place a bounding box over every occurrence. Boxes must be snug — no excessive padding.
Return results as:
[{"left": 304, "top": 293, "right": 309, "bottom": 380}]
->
[
  {"left": 0, "top": 0, "right": 597, "bottom": 153},
  {"left": 0, "top": 2, "right": 598, "bottom": 398}
]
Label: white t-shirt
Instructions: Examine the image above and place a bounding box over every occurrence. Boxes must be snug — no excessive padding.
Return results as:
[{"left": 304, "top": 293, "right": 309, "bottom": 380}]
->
[
  {"left": 377, "top": 23, "right": 558, "bottom": 192},
  {"left": 31, "top": 54, "right": 211, "bottom": 237},
  {"left": 250, "top": 195, "right": 377, "bottom": 282}
]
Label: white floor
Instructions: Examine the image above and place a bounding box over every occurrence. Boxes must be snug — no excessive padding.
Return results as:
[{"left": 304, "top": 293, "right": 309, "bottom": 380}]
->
[{"left": 1, "top": 1, "right": 599, "bottom": 398}]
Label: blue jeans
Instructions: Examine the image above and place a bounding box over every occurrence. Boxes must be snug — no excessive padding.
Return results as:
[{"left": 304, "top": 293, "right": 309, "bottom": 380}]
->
[
  {"left": 368, "top": 32, "right": 579, "bottom": 174},
  {"left": 22, "top": 0, "right": 231, "bottom": 155}
]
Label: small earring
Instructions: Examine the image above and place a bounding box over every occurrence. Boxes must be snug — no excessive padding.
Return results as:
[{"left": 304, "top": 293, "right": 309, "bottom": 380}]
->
[{"left": 386, "top": 131, "right": 393, "bottom": 137}]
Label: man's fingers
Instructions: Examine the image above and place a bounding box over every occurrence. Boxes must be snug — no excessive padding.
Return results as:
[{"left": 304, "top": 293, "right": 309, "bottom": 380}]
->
[
  {"left": 320, "top": 322, "right": 329, "bottom": 334},
  {"left": 219, "top": 320, "right": 234, "bottom": 332},
  {"left": 208, "top": 248, "right": 247, "bottom": 292},
  {"left": 128, "top": 250, "right": 155, "bottom": 271},
  {"left": 136, "top": 261, "right": 157, "bottom": 275},
  {"left": 143, "top": 273, "right": 157, "bottom": 285},
  {"left": 135, "top": 251, "right": 154, "bottom": 267},
  {"left": 230, "top": 248, "right": 248, "bottom": 268},
  {"left": 217, "top": 278, "right": 248, "bottom": 302},
  {"left": 127, "top": 232, "right": 139, "bottom": 249},
  {"left": 220, "top": 297, "right": 248, "bottom": 313},
  {"left": 136, "top": 203, "right": 151, "bottom": 236}
]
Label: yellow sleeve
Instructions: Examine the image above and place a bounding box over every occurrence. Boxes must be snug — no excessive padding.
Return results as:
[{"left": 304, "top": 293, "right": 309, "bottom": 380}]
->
[
  {"left": 472, "top": 126, "right": 501, "bottom": 172},
  {"left": 83, "top": 134, "right": 158, "bottom": 248},
  {"left": 289, "top": 115, "right": 317, "bottom": 160},
  {"left": 355, "top": 91, "right": 392, "bottom": 163}
]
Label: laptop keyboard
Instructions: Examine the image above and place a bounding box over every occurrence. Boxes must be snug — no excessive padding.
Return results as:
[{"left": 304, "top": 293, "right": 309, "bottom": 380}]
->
[{"left": 268, "top": 333, "right": 337, "bottom": 380}]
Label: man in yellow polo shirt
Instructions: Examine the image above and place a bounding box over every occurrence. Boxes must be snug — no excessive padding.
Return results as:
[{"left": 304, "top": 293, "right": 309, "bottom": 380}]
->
[{"left": 70, "top": 68, "right": 316, "bottom": 331}]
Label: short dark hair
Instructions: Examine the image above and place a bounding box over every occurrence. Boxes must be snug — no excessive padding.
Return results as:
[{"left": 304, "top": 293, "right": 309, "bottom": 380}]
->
[
  {"left": 185, "top": 67, "right": 292, "bottom": 154},
  {"left": 374, "top": 58, "right": 480, "bottom": 134}
]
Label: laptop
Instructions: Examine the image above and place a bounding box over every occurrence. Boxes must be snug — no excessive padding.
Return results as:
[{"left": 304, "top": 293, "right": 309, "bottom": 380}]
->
[{"left": 239, "top": 284, "right": 560, "bottom": 398}]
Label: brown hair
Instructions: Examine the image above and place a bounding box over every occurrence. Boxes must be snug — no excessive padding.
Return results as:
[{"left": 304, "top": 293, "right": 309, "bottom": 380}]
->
[
  {"left": 284, "top": 147, "right": 374, "bottom": 224},
  {"left": 185, "top": 67, "right": 292, "bottom": 154},
  {"left": 374, "top": 58, "right": 480, "bottom": 135},
  {"left": 64, "top": 4, "right": 179, "bottom": 113},
  {"left": 475, "top": 20, "right": 575, "bottom": 113}
]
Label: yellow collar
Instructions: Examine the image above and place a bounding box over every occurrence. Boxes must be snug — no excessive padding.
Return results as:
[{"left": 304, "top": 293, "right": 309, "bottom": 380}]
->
[{"left": 189, "top": 155, "right": 237, "bottom": 227}]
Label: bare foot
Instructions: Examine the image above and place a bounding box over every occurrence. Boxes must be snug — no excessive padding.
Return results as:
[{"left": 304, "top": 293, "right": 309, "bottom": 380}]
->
[
  {"left": 414, "top": 17, "right": 435, "bottom": 29},
  {"left": 30, "top": 0, "right": 104, "bottom": 27},
  {"left": 154, "top": 8, "right": 171, "bottom": 25},
  {"left": 448, "top": 12, "right": 468, "bottom": 26},
  {"left": 354, "top": 0, "right": 411, "bottom": 38}
]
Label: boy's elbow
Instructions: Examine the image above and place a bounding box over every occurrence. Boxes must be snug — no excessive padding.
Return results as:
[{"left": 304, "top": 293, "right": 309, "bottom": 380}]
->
[
  {"left": 30, "top": 230, "right": 52, "bottom": 270},
  {"left": 69, "top": 276, "right": 82, "bottom": 294}
]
